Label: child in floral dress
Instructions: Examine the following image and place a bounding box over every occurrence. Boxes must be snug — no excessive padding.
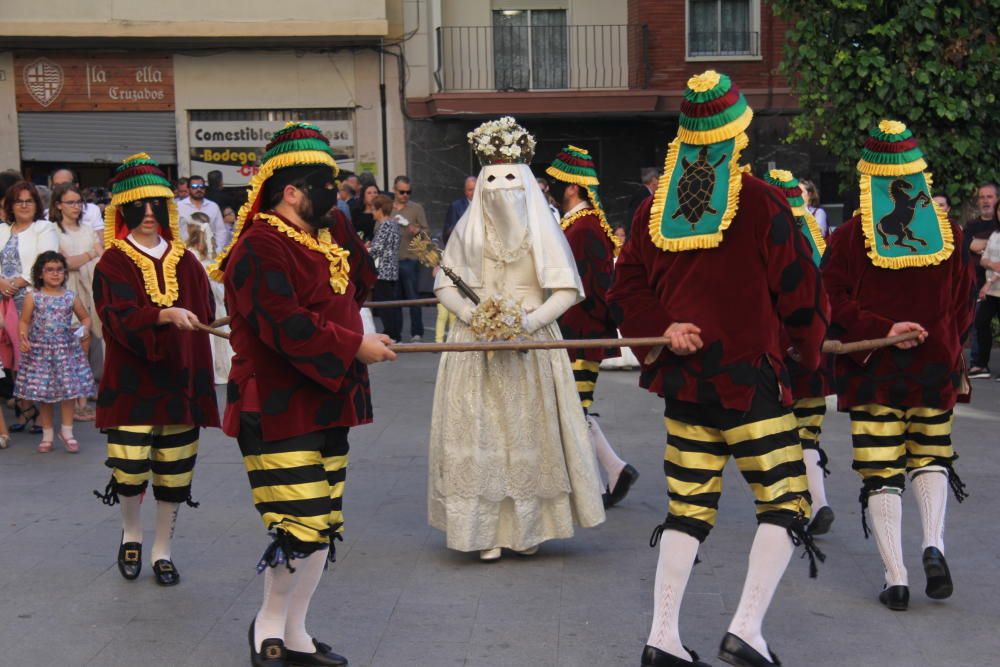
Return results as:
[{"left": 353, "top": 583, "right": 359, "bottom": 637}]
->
[{"left": 15, "top": 251, "right": 96, "bottom": 453}]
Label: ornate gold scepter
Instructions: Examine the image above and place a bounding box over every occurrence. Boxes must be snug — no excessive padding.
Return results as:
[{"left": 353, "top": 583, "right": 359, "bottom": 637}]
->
[{"left": 409, "top": 231, "right": 480, "bottom": 305}]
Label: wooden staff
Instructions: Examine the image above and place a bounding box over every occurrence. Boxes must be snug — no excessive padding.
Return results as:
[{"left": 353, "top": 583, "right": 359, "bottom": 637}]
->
[{"left": 207, "top": 296, "right": 441, "bottom": 330}]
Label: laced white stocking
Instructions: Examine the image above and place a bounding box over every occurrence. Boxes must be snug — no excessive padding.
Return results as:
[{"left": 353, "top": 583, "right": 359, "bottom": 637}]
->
[
  {"left": 911, "top": 467, "right": 947, "bottom": 552},
  {"left": 728, "top": 523, "right": 793, "bottom": 661},
  {"left": 869, "top": 490, "right": 907, "bottom": 586},
  {"left": 646, "top": 530, "right": 699, "bottom": 661}
]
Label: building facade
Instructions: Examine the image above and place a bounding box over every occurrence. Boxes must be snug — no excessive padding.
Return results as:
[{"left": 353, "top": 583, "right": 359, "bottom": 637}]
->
[
  {"left": 403, "top": 0, "right": 841, "bottom": 234},
  {"left": 0, "top": 0, "right": 408, "bottom": 192}
]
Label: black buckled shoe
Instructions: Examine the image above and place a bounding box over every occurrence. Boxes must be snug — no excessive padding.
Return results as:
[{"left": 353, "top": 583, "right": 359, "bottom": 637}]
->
[
  {"left": 878, "top": 585, "right": 909, "bottom": 611},
  {"left": 718, "top": 632, "right": 780, "bottom": 666},
  {"left": 249, "top": 621, "right": 287, "bottom": 666},
  {"left": 922, "top": 547, "right": 953, "bottom": 599},
  {"left": 807, "top": 506, "right": 835, "bottom": 536},
  {"left": 641, "top": 644, "right": 712, "bottom": 666},
  {"left": 605, "top": 463, "right": 640, "bottom": 508},
  {"left": 286, "top": 639, "right": 348, "bottom": 666},
  {"left": 152, "top": 559, "right": 180, "bottom": 586},
  {"left": 117, "top": 540, "right": 142, "bottom": 580}
]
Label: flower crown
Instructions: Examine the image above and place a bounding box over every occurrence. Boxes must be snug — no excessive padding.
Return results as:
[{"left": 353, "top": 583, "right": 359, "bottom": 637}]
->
[{"left": 467, "top": 116, "right": 536, "bottom": 166}]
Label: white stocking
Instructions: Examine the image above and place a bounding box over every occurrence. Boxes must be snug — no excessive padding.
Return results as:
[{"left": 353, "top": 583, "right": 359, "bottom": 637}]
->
[
  {"left": 120, "top": 494, "right": 143, "bottom": 544},
  {"left": 284, "top": 549, "right": 329, "bottom": 652},
  {"left": 803, "top": 449, "right": 828, "bottom": 510},
  {"left": 868, "top": 490, "right": 907, "bottom": 586},
  {"left": 588, "top": 415, "right": 626, "bottom": 488},
  {"left": 646, "top": 530, "right": 699, "bottom": 661},
  {"left": 255, "top": 565, "right": 296, "bottom": 651},
  {"left": 911, "top": 467, "right": 948, "bottom": 552},
  {"left": 728, "top": 523, "right": 794, "bottom": 660},
  {"left": 150, "top": 501, "right": 179, "bottom": 563}
]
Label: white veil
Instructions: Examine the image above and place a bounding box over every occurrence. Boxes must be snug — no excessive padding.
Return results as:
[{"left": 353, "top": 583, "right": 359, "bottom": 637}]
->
[{"left": 435, "top": 163, "right": 584, "bottom": 301}]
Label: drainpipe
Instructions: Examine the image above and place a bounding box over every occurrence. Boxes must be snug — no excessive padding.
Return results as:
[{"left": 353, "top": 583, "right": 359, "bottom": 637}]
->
[{"left": 380, "top": 39, "right": 389, "bottom": 192}]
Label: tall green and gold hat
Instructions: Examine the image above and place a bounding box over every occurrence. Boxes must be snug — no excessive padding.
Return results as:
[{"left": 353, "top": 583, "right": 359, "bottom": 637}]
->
[
  {"left": 649, "top": 70, "right": 753, "bottom": 252},
  {"left": 856, "top": 120, "right": 951, "bottom": 269},
  {"left": 210, "top": 122, "right": 340, "bottom": 281},
  {"left": 546, "top": 145, "right": 621, "bottom": 255},
  {"left": 103, "top": 153, "right": 185, "bottom": 306},
  {"left": 763, "top": 169, "right": 826, "bottom": 266}
]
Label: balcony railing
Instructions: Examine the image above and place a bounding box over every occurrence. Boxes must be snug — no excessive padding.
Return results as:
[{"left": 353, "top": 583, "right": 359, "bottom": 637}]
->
[
  {"left": 687, "top": 31, "right": 760, "bottom": 57},
  {"left": 435, "top": 24, "right": 649, "bottom": 93}
]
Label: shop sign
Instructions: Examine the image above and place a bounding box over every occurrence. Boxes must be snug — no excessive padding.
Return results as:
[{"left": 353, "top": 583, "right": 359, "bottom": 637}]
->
[
  {"left": 15, "top": 54, "right": 174, "bottom": 111},
  {"left": 189, "top": 119, "right": 354, "bottom": 183}
]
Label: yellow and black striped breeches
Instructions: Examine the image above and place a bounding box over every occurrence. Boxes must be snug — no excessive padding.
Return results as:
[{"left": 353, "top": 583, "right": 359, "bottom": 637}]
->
[
  {"left": 662, "top": 396, "right": 811, "bottom": 542},
  {"left": 104, "top": 425, "right": 199, "bottom": 503},
  {"left": 237, "top": 413, "right": 349, "bottom": 556},
  {"left": 572, "top": 359, "right": 601, "bottom": 411},
  {"left": 792, "top": 397, "right": 826, "bottom": 452},
  {"left": 850, "top": 404, "right": 955, "bottom": 493}
]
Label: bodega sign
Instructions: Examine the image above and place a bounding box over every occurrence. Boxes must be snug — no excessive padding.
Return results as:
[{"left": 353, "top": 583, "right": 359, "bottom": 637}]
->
[
  {"left": 189, "top": 118, "right": 355, "bottom": 184},
  {"left": 15, "top": 54, "right": 173, "bottom": 111}
]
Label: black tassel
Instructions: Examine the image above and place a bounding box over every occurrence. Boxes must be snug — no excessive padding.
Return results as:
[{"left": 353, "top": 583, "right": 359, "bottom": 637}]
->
[
  {"left": 817, "top": 447, "right": 831, "bottom": 477},
  {"left": 93, "top": 476, "right": 120, "bottom": 507},
  {"left": 948, "top": 468, "right": 968, "bottom": 503},
  {"left": 325, "top": 533, "right": 343, "bottom": 569},
  {"left": 184, "top": 496, "right": 200, "bottom": 509},
  {"left": 256, "top": 530, "right": 298, "bottom": 574},
  {"left": 859, "top": 487, "right": 870, "bottom": 539},
  {"left": 649, "top": 521, "right": 667, "bottom": 548},
  {"left": 788, "top": 524, "right": 826, "bottom": 579}
]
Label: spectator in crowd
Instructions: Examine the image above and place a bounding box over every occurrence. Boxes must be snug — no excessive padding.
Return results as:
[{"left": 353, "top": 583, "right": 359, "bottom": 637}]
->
[
  {"left": 177, "top": 175, "right": 226, "bottom": 255},
  {"left": 971, "top": 199, "right": 1000, "bottom": 380},
  {"left": 84, "top": 187, "right": 112, "bottom": 216},
  {"left": 205, "top": 170, "right": 235, "bottom": 213},
  {"left": 50, "top": 168, "right": 104, "bottom": 237},
  {"left": 393, "top": 175, "right": 429, "bottom": 341},
  {"left": 50, "top": 183, "right": 103, "bottom": 418},
  {"left": 184, "top": 221, "right": 233, "bottom": 385},
  {"left": 15, "top": 251, "right": 95, "bottom": 453},
  {"left": 443, "top": 176, "right": 476, "bottom": 247},
  {"left": 933, "top": 193, "right": 952, "bottom": 216},
  {"left": 800, "top": 179, "right": 829, "bottom": 237},
  {"left": 352, "top": 183, "right": 379, "bottom": 243},
  {"left": 626, "top": 167, "right": 659, "bottom": 225},
  {"left": 173, "top": 177, "right": 190, "bottom": 201},
  {"left": 614, "top": 225, "right": 627, "bottom": 247},
  {"left": 967, "top": 183, "right": 999, "bottom": 377},
  {"left": 1, "top": 181, "right": 60, "bottom": 433},
  {"left": 220, "top": 206, "right": 237, "bottom": 252},
  {"left": 343, "top": 173, "right": 363, "bottom": 211},
  {"left": 0, "top": 170, "right": 23, "bottom": 212},
  {"left": 536, "top": 177, "right": 561, "bottom": 223},
  {"left": 359, "top": 171, "right": 378, "bottom": 193},
  {"left": 368, "top": 194, "right": 403, "bottom": 341},
  {"left": 337, "top": 182, "right": 355, "bottom": 224}
]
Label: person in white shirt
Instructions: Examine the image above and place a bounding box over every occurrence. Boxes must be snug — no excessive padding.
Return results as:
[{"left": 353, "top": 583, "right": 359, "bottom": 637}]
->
[{"left": 176, "top": 175, "right": 226, "bottom": 255}]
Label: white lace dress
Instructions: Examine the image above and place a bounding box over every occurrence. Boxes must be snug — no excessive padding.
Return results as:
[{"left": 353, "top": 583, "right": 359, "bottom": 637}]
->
[{"left": 428, "top": 242, "right": 606, "bottom": 552}]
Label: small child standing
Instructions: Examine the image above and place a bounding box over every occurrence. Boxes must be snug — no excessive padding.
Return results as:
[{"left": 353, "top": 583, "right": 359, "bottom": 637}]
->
[{"left": 15, "top": 251, "right": 96, "bottom": 453}]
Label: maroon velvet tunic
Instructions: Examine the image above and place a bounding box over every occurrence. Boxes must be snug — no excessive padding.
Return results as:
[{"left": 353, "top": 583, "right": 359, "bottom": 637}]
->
[
  {"left": 607, "top": 174, "right": 830, "bottom": 410},
  {"left": 557, "top": 210, "right": 620, "bottom": 363},
  {"left": 94, "top": 243, "right": 220, "bottom": 428},
  {"left": 221, "top": 211, "right": 377, "bottom": 442},
  {"left": 822, "top": 216, "right": 975, "bottom": 410}
]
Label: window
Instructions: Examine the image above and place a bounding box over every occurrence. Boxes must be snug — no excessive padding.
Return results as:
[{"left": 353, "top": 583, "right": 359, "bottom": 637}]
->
[
  {"left": 493, "top": 9, "right": 567, "bottom": 90},
  {"left": 688, "top": 0, "right": 758, "bottom": 58}
]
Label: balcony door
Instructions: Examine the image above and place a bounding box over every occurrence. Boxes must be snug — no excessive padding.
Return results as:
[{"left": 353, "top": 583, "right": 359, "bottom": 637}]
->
[{"left": 493, "top": 9, "right": 567, "bottom": 91}]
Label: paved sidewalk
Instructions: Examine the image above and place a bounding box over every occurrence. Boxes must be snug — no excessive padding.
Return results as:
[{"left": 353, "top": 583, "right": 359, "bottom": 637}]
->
[{"left": 1, "top": 353, "right": 998, "bottom": 666}]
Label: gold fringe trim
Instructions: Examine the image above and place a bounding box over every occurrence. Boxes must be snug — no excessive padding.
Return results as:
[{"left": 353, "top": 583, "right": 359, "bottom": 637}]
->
[
  {"left": 560, "top": 207, "right": 622, "bottom": 257},
  {"left": 544, "top": 165, "right": 599, "bottom": 187},
  {"left": 648, "top": 132, "right": 749, "bottom": 252},
  {"left": 677, "top": 107, "right": 754, "bottom": 145},
  {"left": 102, "top": 200, "right": 184, "bottom": 306},
  {"left": 257, "top": 212, "right": 351, "bottom": 295},
  {"left": 800, "top": 209, "right": 827, "bottom": 257},
  {"left": 210, "top": 150, "right": 339, "bottom": 281},
  {"left": 856, "top": 157, "right": 928, "bottom": 177},
  {"left": 858, "top": 173, "right": 954, "bottom": 269}
]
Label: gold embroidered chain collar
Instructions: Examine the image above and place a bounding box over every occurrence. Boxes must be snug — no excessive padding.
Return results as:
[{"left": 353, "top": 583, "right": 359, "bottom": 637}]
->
[{"left": 258, "top": 213, "right": 351, "bottom": 294}]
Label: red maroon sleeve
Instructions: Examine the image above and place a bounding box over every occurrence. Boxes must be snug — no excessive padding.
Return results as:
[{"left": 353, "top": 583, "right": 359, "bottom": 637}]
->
[
  {"left": 950, "top": 224, "right": 976, "bottom": 342},
  {"left": 822, "top": 219, "right": 895, "bottom": 364},
  {"left": 331, "top": 211, "right": 377, "bottom": 306},
  {"left": 761, "top": 189, "right": 829, "bottom": 371},
  {"left": 565, "top": 221, "right": 613, "bottom": 331},
  {"left": 228, "top": 232, "right": 364, "bottom": 393},
  {"left": 93, "top": 253, "right": 167, "bottom": 361}
]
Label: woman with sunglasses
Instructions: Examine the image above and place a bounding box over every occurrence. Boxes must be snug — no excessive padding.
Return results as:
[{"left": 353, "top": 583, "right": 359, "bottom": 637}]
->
[
  {"left": 0, "top": 181, "right": 59, "bottom": 435},
  {"left": 51, "top": 183, "right": 104, "bottom": 421}
]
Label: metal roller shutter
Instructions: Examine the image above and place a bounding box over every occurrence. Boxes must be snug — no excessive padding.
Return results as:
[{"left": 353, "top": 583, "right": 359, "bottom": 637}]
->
[{"left": 18, "top": 112, "right": 177, "bottom": 164}]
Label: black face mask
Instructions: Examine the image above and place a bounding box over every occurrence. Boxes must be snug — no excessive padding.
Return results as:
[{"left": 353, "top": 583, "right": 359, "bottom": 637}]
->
[
  {"left": 300, "top": 170, "right": 341, "bottom": 229},
  {"left": 121, "top": 197, "right": 168, "bottom": 231}
]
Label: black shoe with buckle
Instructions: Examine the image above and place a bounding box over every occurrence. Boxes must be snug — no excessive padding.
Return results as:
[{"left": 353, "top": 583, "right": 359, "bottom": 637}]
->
[
  {"left": 249, "top": 621, "right": 287, "bottom": 666},
  {"left": 605, "top": 463, "right": 640, "bottom": 508},
  {"left": 878, "top": 584, "right": 909, "bottom": 611},
  {"left": 117, "top": 540, "right": 142, "bottom": 580},
  {"left": 807, "top": 506, "right": 835, "bottom": 536},
  {"left": 286, "top": 639, "right": 348, "bottom": 666},
  {"left": 923, "top": 547, "right": 953, "bottom": 599},
  {"left": 718, "top": 632, "right": 780, "bottom": 666},
  {"left": 641, "top": 643, "right": 712, "bottom": 666},
  {"left": 151, "top": 559, "right": 180, "bottom": 586}
]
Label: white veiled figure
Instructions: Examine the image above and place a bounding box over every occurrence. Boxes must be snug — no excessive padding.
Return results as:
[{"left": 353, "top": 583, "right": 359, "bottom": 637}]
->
[{"left": 428, "top": 162, "right": 606, "bottom": 554}]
